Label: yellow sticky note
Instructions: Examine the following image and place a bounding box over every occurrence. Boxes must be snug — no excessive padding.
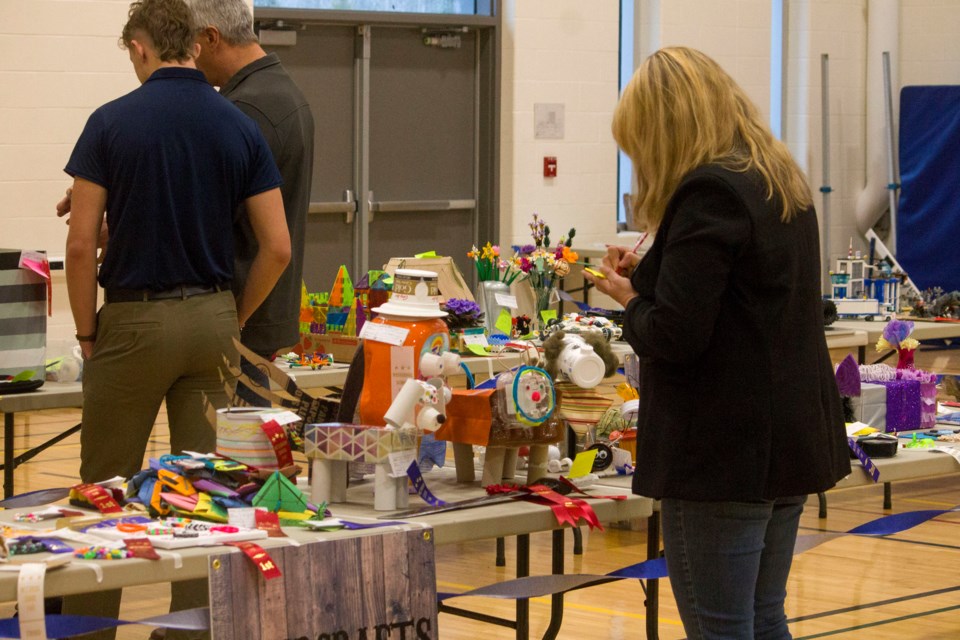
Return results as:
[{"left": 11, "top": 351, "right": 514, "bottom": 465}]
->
[
  {"left": 495, "top": 308, "right": 513, "bottom": 335},
  {"left": 415, "top": 250, "right": 438, "bottom": 258},
  {"left": 539, "top": 309, "right": 558, "bottom": 324},
  {"left": 568, "top": 449, "right": 598, "bottom": 478}
]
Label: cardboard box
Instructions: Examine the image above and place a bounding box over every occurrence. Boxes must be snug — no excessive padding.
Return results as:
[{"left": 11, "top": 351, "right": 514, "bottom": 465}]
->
[
  {"left": 299, "top": 332, "right": 361, "bottom": 363},
  {"left": 855, "top": 382, "right": 887, "bottom": 431},
  {"left": 384, "top": 256, "right": 474, "bottom": 302}
]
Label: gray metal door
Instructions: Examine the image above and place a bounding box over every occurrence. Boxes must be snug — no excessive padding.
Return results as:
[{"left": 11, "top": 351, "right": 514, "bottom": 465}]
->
[{"left": 257, "top": 10, "right": 499, "bottom": 291}]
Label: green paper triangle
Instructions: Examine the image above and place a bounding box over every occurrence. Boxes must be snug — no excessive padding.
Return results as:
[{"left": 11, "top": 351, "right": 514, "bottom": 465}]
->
[{"left": 252, "top": 471, "right": 310, "bottom": 513}]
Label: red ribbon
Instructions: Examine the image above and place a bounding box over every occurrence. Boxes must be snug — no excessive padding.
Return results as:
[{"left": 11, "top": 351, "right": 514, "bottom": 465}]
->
[
  {"left": 521, "top": 485, "right": 603, "bottom": 531},
  {"left": 124, "top": 537, "right": 161, "bottom": 560},
  {"left": 255, "top": 509, "right": 285, "bottom": 537},
  {"left": 226, "top": 541, "right": 282, "bottom": 580},
  {"left": 74, "top": 483, "right": 123, "bottom": 514},
  {"left": 260, "top": 420, "right": 294, "bottom": 468}
]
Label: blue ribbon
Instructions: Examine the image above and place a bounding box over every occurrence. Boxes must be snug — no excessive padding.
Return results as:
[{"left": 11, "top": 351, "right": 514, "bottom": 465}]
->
[
  {"left": 406, "top": 462, "right": 447, "bottom": 507},
  {"left": 847, "top": 437, "right": 881, "bottom": 482}
]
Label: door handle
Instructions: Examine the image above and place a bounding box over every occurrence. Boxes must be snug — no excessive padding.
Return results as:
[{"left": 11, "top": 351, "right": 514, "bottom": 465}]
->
[{"left": 307, "top": 190, "right": 357, "bottom": 224}]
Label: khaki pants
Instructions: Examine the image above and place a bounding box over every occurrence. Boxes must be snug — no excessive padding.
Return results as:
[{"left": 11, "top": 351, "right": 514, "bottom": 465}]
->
[
  {"left": 64, "top": 290, "right": 239, "bottom": 640},
  {"left": 79, "top": 290, "right": 240, "bottom": 482}
]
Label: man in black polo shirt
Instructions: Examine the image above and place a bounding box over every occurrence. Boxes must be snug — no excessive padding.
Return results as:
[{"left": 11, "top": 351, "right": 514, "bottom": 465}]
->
[{"left": 188, "top": 0, "right": 315, "bottom": 404}]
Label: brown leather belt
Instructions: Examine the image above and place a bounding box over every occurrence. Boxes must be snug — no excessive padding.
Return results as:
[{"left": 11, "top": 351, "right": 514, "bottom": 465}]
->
[{"left": 104, "top": 282, "right": 229, "bottom": 303}]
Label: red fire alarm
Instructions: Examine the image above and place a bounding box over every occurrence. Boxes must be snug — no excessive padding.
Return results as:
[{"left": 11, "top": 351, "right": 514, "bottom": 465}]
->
[{"left": 543, "top": 156, "right": 557, "bottom": 178}]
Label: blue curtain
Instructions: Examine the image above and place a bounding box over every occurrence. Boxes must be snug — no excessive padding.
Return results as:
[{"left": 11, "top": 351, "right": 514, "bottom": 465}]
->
[{"left": 897, "top": 85, "right": 960, "bottom": 292}]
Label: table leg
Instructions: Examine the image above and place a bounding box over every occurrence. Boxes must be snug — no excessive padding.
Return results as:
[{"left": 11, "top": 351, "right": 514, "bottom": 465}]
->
[
  {"left": 883, "top": 482, "right": 892, "bottom": 509},
  {"left": 496, "top": 537, "right": 506, "bottom": 567},
  {"left": 541, "top": 529, "right": 566, "bottom": 640},
  {"left": 858, "top": 345, "right": 866, "bottom": 364},
  {"left": 817, "top": 491, "right": 827, "bottom": 518},
  {"left": 4, "top": 412, "right": 14, "bottom": 498},
  {"left": 646, "top": 510, "right": 661, "bottom": 640},
  {"left": 516, "top": 534, "right": 530, "bottom": 640},
  {"left": 572, "top": 527, "right": 583, "bottom": 555}
]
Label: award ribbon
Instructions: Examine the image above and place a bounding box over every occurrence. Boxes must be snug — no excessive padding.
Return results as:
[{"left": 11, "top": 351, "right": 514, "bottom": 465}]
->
[
  {"left": 847, "top": 437, "right": 881, "bottom": 482},
  {"left": 124, "top": 538, "right": 161, "bottom": 560},
  {"left": 406, "top": 462, "right": 447, "bottom": 507},
  {"left": 226, "top": 541, "right": 282, "bottom": 580},
  {"left": 73, "top": 483, "right": 123, "bottom": 513},
  {"left": 259, "top": 419, "right": 294, "bottom": 468},
  {"left": 254, "top": 509, "right": 285, "bottom": 537}
]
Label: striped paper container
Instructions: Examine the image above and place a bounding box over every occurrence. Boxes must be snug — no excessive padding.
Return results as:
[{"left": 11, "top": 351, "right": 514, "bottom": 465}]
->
[
  {"left": 216, "top": 407, "right": 293, "bottom": 469},
  {"left": 0, "top": 249, "right": 47, "bottom": 391}
]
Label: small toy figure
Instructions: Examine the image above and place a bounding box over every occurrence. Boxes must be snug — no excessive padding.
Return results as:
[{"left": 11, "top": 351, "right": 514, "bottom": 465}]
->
[{"left": 514, "top": 314, "right": 532, "bottom": 337}]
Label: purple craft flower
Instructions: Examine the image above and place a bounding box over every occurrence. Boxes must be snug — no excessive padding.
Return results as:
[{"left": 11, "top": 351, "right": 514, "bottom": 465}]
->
[
  {"left": 882, "top": 319, "right": 914, "bottom": 347},
  {"left": 519, "top": 257, "right": 533, "bottom": 273},
  {"left": 444, "top": 298, "right": 481, "bottom": 316},
  {"left": 519, "top": 244, "right": 536, "bottom": 255}
]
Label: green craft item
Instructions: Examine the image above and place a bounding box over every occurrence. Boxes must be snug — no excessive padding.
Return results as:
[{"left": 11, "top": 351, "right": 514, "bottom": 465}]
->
[
  {"left": 495, "top": 308, "right": 513, "bottom": 335},
  {"left": 540, "top": 309, "right": 558, "bottom": 324},
  {"left": 253, "top": 471, "right": 311, "bottom": 513},
  {"left": 415, "top": 250, "right": 438, "bottom": 258}
]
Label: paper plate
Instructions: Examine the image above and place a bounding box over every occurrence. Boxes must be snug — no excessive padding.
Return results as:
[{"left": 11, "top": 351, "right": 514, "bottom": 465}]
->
[
  {"left": 0, "top": 379, "right": 44, "bottom": 394},
  {"left": 371, "top": 302, "right": 448, "bottom": 319}
]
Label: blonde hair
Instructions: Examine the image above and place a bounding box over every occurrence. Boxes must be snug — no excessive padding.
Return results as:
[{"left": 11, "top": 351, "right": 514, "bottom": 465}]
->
[{"left": 612, "top": 47, "right": 812, "bottom": 230}]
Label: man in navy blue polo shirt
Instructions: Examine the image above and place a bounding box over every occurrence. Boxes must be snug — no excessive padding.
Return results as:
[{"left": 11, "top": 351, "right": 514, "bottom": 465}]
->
[
  {"left": 65, "top": 0, "right": 289, "bottom": 483},
  {"left": 63, "top": 1, "right": 289, "bottom": 637}
]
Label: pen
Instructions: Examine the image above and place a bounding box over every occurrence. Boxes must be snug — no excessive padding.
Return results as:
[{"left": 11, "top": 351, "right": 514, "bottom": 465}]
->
[
  {"left": 630, "top": 232, "right": 649, "bottom": 254},
  {"left": 610, "top": 232, "right": 649, "bottom": 277}
]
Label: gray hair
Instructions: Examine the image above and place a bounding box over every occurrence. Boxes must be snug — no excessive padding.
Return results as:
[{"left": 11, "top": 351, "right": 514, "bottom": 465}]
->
[{"left": 185, "top": 0, "right": 258, "bottom": 45}]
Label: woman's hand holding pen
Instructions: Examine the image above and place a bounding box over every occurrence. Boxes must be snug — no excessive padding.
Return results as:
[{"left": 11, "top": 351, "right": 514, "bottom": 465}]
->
[
  {"left": 584, "top": 246, "right": 639, "bottom": 308},
  {"left": 606, "top": 245, "right": 641, "bottom": 275}
]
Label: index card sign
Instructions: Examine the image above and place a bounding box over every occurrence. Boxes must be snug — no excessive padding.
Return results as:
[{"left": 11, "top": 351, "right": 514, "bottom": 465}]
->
[{"left": 209, "top": 527, "right": 437, "bottom": 640}]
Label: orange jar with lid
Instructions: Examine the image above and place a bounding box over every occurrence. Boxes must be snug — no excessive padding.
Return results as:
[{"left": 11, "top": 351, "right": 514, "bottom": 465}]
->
[{"left": 357, "top": 269, "right": 451, "bottom": 426}]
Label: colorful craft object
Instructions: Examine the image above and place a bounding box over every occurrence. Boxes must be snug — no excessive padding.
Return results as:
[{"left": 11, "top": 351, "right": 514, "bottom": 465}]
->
[
  {"left": 876, "top": 319, "right": 920, "bottom": 369},
  {"left": 304, "top": 423, "right": 418, "bottom": 511}
]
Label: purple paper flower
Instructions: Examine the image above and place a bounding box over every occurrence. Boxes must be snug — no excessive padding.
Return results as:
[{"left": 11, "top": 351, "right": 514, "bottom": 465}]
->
[
  {"left": 519, "top": 244, "right": 536, "bottom": 255},
  {"left": 882, "top": 319, "right": 914, "bottom": 347}
]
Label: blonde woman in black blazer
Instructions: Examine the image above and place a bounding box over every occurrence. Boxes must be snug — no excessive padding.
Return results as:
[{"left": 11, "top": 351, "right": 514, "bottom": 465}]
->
[{"left": 587, "top": 47, "right": 849, "bottom": 639}]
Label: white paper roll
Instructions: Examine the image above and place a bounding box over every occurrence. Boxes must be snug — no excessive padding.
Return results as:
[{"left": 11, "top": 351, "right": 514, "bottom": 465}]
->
[
  {"left": 384, "top": 378, "right": 425, "bottom": 428},
  {"left": 419, "top": 352, "right": 445, "bottom": 377}
]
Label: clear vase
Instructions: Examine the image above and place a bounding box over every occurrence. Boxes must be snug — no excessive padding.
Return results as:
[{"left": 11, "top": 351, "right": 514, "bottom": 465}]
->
[
  {"left": 533, "top": 286, "right": 559, "bottom": 333},
  {"left": 476, "top": 280, "right": 511, "bottom": 337}
]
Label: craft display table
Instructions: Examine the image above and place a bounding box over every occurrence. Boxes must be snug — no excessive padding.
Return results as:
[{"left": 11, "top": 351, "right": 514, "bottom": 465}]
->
[
  {"left": 593, "top": 439, "right": 960, "bottom": 640},
  {"left": 325, "top": 468, "right": 652, "bottom": 640},
  {"left": 0, "top": 382, "right": 84, "bottom": 498},
  {"left": 830, "top": 319, "right": 960, "bottom": 363},
  {"left": 830, "top": 437, "right": 960, "bottom": 511},
  {"left": 0, "top": 470, "right": 650, "bottom": 640}
]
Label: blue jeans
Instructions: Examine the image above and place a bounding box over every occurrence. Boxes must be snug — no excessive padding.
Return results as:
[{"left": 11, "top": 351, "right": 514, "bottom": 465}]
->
[{"left": 660, "top": 495, "right": 806, "bottom": 640}]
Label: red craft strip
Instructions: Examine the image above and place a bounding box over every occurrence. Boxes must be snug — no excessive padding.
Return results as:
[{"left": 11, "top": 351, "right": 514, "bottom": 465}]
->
[
  {"left": 259, "top": 419, "right": 294, "bottom": 468},
  {"left": 227, "top": 541, "right": 282, "bottom": 580},
  {"left": 74, "top": 483, "right": 123, "bottom": 514}
]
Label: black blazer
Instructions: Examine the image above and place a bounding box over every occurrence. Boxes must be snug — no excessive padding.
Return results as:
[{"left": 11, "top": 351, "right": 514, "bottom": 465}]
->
[{"left": 624, "top": 164, "right": 850, "bottom": 501}]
